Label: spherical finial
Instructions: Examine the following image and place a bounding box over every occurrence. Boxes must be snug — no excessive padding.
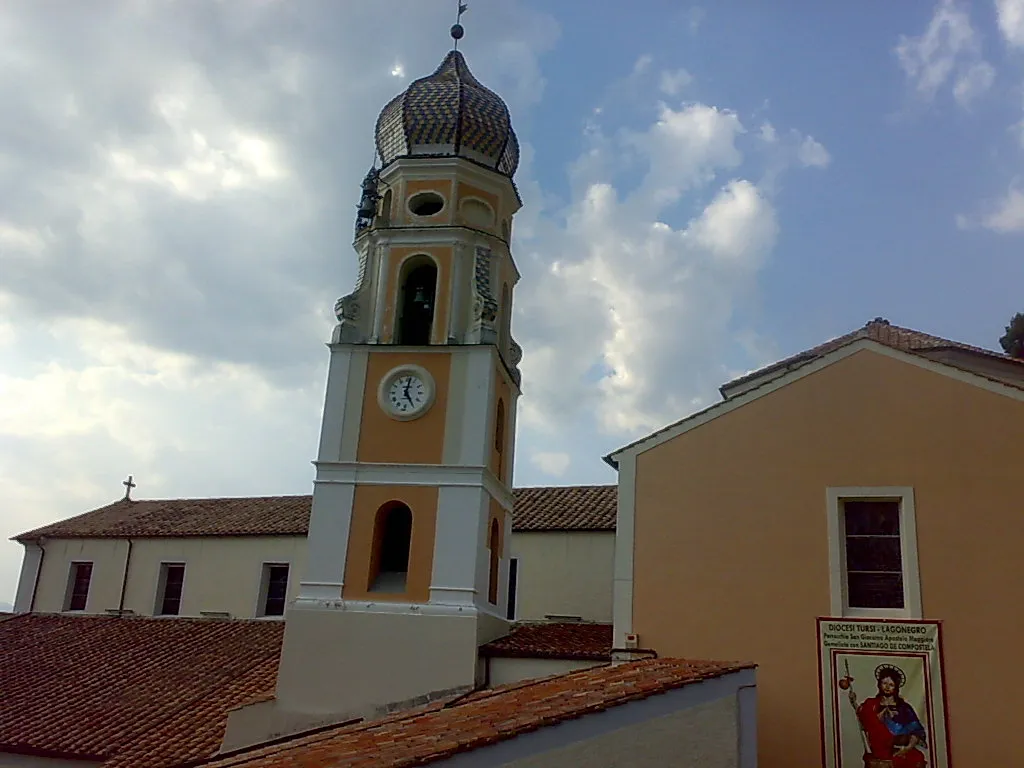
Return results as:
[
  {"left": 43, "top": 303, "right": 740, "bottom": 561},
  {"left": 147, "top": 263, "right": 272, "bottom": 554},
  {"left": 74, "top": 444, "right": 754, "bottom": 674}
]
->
[{"left": 450, "top": 23, "right": 464, "bottom": 41}]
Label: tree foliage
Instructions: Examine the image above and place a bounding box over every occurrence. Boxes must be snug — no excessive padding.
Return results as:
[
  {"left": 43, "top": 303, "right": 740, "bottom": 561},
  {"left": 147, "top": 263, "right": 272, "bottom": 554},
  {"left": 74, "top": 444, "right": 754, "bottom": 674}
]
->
[{"left": 999, "top": 312, "right": 1024, "bottom": 359}]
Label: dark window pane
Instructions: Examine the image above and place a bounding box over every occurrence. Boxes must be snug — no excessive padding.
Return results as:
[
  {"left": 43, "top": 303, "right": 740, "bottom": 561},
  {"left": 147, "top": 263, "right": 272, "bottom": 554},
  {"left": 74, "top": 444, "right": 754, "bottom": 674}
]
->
[
  {"left": 68, "top": 563, "right": 92, "bottom": 611},
  {"left": 265, "top": 566, "right": 289, "bottom": 616},
  {"left": 506, "top": 559, "right": 518, "bottom": 621},
  {"left": 379, "top": 506, "right": 412, "bottom": 574},
  {"left": 845, "top": 537, "right": 903, "bottom": 572},
  {"left": 844, "top": 501, "right": 900, "bottom": 536},
  {"left": 848, "top": 571, "right": 905, "bottom": 609},
  {"left": 160, "top": 565, "right": 185, "bottom": 616}
]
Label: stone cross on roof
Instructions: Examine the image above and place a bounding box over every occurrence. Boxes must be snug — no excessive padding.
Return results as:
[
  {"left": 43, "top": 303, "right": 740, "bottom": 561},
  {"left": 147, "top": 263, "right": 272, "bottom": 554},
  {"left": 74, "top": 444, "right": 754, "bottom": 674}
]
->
[{"left": 122, "top": 475, "right": 137, "bottom": 501}]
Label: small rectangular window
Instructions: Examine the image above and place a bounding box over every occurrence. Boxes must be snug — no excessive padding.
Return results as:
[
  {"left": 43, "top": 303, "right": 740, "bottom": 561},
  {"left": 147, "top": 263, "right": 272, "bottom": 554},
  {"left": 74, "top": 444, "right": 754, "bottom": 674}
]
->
[
  {"left": 843, "top": 500, "right": 904, "bottom": 610},
  {"left": 65, "top": 563, "right": 93, "bottom": 612},
  {"left": 157, "top": 564, "right": 186, "bottom": 616},
  {"left": 506, "top": 557, "right": 518, "bottom": 621},
  {"left": 262, "top": 564, "right": 289, "bottom": 617}
]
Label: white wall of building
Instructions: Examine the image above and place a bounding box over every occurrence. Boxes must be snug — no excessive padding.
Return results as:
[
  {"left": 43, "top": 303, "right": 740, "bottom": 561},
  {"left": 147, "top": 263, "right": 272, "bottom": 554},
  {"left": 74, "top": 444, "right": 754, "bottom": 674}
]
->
[
  {"left": 510, "top": 531, "right": 614, "bottom": 623},
  {"left": 26, "top": 536, "right": 308, "bottom": 619},
  {"left": 20, "top": 529, "right": 614, "bottom": 623}
]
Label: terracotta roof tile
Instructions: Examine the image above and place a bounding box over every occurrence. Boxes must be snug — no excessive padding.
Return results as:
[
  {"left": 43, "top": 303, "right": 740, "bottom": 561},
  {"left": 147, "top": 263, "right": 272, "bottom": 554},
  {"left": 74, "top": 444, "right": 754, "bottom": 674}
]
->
[
  {"left": 14, "top": 486, "right": 618, "bottom": 541},
  {"left": 202, "top": 658, "right": 754, "bottom": 767},
  {"left": 481, "top": 622, "right": 612, "bottom": 661},
  {"left": 14, "top": 495, "right": 313, "bottom": 541},
  {"left": 510, "top": 485, "right": 616, "bottom": 531},
  {"left": 723, "top": 317, "right": 1024, "bottom": 395},
  {"left": 0, "top": 614, "right": 283, "bottom": 767}
]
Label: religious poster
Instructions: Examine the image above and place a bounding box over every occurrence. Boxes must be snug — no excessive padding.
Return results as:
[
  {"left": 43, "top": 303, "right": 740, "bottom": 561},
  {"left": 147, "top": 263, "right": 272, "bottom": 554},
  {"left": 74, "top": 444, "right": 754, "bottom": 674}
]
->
[{"left": 817, "top": 618, "right": 951, "bottom": 768}]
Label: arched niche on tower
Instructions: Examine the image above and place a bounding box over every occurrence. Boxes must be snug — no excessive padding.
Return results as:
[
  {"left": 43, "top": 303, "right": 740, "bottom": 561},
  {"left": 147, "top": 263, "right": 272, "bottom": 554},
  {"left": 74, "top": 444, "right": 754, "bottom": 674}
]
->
[
  {"left": 395, "top": 255, "right": 438, "bottom": 345},
  {"left": 369, "top": 501, "right": 413, "bottom": 593},
  {"left": 459, "top": 197, "right": 495, "bottom": 230}
]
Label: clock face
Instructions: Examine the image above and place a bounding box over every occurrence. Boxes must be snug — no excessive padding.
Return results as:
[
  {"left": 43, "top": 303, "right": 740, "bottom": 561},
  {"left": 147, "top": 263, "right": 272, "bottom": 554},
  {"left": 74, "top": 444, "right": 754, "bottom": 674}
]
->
[{"left": 387, "top": 373, "right": 429, "bottom": 416}]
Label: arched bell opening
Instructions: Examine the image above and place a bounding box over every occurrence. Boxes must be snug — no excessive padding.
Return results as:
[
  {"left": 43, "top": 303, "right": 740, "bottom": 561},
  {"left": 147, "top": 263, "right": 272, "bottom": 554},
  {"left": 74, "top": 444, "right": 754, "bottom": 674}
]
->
[
  {"left": 370, "top": 502, "right": 413, "bottom": 593},
  {"left": 396, "top": 257, "right": 438, "bottom": 346}
]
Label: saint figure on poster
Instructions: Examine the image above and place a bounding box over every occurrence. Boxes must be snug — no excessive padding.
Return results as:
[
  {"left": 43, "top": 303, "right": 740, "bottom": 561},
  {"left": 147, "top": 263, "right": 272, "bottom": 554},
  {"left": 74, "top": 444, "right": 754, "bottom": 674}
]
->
[{"left": 846, "top": 664, "right": 927, "bottom": 767}]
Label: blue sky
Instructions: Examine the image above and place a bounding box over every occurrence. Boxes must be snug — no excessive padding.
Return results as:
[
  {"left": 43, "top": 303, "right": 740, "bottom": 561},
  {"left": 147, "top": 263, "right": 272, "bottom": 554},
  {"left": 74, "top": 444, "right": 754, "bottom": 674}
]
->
[{"left": 1, "top": 0, "right": 1023, "bottom": 605}]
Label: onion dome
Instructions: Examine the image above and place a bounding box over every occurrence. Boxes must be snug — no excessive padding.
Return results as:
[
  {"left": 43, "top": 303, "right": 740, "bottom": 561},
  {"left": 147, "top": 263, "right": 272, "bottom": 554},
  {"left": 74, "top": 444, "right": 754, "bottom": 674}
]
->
[{"left": 374, "top": 50, "right": 519, "bottom": 178}]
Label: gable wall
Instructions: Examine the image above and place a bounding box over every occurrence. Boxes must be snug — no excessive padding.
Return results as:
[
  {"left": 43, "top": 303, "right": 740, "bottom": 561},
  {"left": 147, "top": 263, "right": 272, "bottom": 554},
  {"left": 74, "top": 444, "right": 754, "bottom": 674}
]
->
[{"left": 630, "top": 348, "right": 1024, "bottom": 766}]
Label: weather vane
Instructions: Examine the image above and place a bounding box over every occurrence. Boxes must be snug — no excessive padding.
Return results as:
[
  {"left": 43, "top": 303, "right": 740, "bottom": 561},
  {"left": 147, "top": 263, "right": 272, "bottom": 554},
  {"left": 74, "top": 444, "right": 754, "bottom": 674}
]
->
[{"left": 451, "top": 2, "right": 467, "bottom": 49}]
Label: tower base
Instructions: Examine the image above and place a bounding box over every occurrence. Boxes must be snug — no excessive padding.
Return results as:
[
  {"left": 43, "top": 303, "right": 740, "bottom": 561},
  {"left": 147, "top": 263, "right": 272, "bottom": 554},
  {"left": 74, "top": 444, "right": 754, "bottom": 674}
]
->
[{"left": 220, "top": 602, "right": 509, "bottom": 754}]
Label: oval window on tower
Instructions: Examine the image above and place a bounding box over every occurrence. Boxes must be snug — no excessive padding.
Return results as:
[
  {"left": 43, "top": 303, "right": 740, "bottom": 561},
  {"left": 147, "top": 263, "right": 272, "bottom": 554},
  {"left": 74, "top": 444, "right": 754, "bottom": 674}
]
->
[{"left": 408, "top": 191, "right": 445, "bottom": 217}]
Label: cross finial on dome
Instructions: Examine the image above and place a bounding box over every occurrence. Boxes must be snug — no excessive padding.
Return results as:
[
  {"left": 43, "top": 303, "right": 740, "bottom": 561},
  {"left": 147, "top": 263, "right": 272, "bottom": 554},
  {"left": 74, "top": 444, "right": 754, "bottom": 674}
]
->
[{"left": 451, "top": 2, "right": 467, "bottom": 49}]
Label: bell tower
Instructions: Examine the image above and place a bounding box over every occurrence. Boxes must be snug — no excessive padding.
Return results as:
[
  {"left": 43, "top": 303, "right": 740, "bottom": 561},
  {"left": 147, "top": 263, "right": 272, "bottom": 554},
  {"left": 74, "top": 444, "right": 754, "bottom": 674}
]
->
[{"left": 271, "top": 33, "right": 523, "bottom": 721}]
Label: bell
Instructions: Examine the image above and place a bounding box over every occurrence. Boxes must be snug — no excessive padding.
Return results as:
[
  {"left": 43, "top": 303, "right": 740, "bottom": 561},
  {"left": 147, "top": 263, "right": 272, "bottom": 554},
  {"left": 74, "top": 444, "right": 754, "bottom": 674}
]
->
[
  {"left": 357, "top": 195, "right": 376, "bottom": 220},
  {"left": 413, "top": 286, "right": 431, "bottom": 310}
]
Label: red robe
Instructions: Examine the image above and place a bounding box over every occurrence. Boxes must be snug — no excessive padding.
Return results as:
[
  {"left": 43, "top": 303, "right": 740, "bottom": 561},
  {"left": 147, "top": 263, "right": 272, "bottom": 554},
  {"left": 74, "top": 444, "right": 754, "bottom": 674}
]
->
[{"left": 857, "top": 696, "right": 927, "bottom": 767}]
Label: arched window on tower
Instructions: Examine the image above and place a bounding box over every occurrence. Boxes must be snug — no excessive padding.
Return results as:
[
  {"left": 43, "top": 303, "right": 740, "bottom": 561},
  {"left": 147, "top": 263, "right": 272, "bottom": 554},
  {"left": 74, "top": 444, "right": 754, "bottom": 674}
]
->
[
  {"left": 487, "top": 518, "right": 500, "bottom": 605},
  {"left": 370, "top": 502, "right": 413, "bottom": 593},
  {"left": 495, "top": 399, "right": 505, "bottom": 479},
  {"left": 396, "top": 257, "right": 437, "bottom": 345}
]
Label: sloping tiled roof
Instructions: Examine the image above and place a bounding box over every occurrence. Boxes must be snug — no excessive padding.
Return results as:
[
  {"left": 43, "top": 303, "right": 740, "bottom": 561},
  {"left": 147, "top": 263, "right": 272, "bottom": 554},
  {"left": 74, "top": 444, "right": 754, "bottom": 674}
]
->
[
  {"left": 481, "top": 621, "right": 613, "bottom": 661},
  {"left": 511, "top": 484, "right": 616, "bottom": 531},
  {"left": 0, "top": 614, "right": 283, "bottom": 767},
  {"left": 14, "top": 485, "right": 617, "bottom": 541},
  {"left": 722, "top": 317, "right": 1024, "bottom": 395},
  {"left": 203, "top": 658, "right": 754, "bottom": 768}
]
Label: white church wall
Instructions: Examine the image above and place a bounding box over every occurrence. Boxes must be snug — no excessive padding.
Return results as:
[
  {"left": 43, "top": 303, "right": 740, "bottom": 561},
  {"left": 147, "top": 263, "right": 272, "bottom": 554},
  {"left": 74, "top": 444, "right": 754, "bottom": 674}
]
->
[
  {"left": 510, "top": 531, "right": 614, "bottom": 623},
  {"left": 31, "top": 538, "right": 128, "bottom": 614},
  {"left": 27, "top": 536, "right": 308, "bottom": 618}
]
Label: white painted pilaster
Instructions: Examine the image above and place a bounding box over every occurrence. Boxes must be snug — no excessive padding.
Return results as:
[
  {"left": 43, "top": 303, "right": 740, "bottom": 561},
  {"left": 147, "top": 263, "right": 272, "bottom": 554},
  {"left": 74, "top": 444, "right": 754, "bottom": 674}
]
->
[
  {"left": 296, "top": 481, "right": 355, "bottom": 603},
  {"left": 317, "top": 347, "right": 353, "bottom": 463},
  {"left": 430, "top": 486, "right": 488, "bottom": 607},
  {"left": 371, "top": 245, "right": 390, "bottom": 343}
]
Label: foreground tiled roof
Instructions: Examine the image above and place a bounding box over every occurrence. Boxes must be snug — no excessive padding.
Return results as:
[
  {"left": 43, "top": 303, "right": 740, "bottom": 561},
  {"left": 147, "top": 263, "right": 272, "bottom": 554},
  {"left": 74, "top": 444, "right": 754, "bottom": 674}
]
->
[
  {"left": 203, "top": 658, "right": 754, "bottom": 767},
  {"left": 15, "top": 485, "right": 617, "bottom": 541},
  {"left": 0, "top": 614, "right": 283, "bottom": 767},
  {"left": 481, "top": 621, "right": 613, "bottom": 661},
  {"left": 722, "top": 317, "right": 1024, "bottom": 395}
]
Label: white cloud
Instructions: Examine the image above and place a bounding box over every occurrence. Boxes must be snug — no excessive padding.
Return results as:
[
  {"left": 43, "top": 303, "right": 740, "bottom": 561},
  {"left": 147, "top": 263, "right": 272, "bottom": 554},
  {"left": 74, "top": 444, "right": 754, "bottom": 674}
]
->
[
  {"left": 759, "top": 122, "right": 778, "bottom": 143},
  {"left": 514, "top": 90, "right": 820, "bottom": 438},
  {"left": 953, "top": 61, "right": 995, "bottom": 107},
  {"left": 0, "top": 0, "right": 562, "bottom": 604},
  {"left": 895, "top": 0, "right": 992, "bottom": 105},
  {"left": 996, "top": 0, "right": 1024, "bottom": 47},
  {"left": 659, "top": 68, "right": 693, "bottom": 96},
  {"left": 981, "top": 188, "right": 1024, "bottom": 232},
  {"left": 530, "top": 452, "right": 571, "bottom": 477},
  {"left": 797, "top": 136, "right": 831, "bottom": 168}
]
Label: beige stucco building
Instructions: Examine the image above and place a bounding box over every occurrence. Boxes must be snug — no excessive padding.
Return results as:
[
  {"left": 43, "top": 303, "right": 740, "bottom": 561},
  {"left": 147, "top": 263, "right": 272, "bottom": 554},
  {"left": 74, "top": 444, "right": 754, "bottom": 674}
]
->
[{"left": 607, "top": 319, "right": 1024, "bottom": 768}]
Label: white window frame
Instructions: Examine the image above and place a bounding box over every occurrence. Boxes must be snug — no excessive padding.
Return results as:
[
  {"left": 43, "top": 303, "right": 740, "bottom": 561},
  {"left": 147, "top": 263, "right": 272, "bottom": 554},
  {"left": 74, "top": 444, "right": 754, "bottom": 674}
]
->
[
  {"left": 256, "top": 562, "right": 290, "bottom": 619},
  {"left": 154, "top": 561, "right": 187, "bottom": 617},
  {"left": 63, "top": 561, "right": 94, "bottom": 612},
  {"left": 826, "top": 487, "right": 921, "bottom": 619}
]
